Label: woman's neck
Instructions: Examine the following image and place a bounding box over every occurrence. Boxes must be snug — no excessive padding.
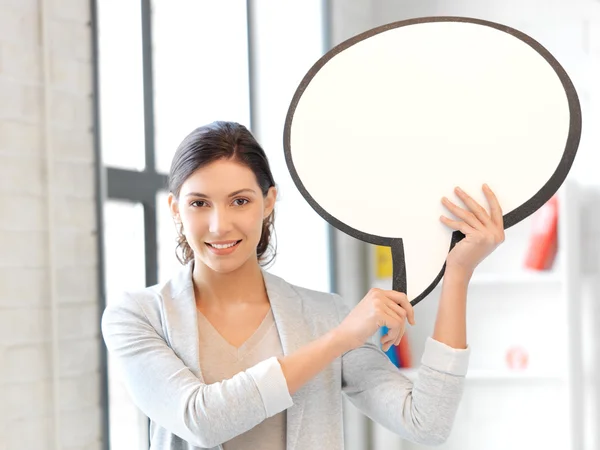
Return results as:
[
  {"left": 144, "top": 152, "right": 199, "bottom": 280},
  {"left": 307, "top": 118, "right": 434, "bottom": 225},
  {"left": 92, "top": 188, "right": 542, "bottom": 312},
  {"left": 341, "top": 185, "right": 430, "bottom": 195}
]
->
[{"left": 192, "top": 258, "right": 268, "bottom": 310}]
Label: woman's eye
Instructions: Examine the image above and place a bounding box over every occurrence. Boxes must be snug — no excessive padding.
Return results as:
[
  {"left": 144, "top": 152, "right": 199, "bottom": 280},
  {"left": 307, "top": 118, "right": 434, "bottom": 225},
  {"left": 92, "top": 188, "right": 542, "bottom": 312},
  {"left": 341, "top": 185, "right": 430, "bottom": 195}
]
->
[
  {"left": 190, "top": 200, "right": 208, "bottom": 207},
  {"left": 233, "top": 198, "right": 249, "bottom": 206}
]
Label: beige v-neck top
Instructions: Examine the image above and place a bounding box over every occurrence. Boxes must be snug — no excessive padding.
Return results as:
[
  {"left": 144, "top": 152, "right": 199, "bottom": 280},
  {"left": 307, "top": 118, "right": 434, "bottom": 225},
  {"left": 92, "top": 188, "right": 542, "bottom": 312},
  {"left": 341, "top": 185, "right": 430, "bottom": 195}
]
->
[
  {"left": 197, "top": 308, "right": 286, "bottom": 450},
  {"left": 103, "top": 264, "right": 472, "bottom": 449}
]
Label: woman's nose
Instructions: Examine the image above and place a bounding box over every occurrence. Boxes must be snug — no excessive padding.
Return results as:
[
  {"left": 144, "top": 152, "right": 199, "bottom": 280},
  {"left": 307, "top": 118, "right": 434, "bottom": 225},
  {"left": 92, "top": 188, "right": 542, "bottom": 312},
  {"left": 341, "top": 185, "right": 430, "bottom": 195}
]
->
[{"left": 208, "top": 207, "right": 233, "bottom": 234}]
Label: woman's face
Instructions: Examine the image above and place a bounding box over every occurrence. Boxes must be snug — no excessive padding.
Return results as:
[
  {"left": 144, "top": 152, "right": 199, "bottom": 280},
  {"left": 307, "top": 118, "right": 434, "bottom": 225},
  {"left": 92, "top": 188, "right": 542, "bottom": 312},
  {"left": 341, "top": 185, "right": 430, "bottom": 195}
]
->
[{"left": 168, "top": 159, "right": 276, "bottom": 274}]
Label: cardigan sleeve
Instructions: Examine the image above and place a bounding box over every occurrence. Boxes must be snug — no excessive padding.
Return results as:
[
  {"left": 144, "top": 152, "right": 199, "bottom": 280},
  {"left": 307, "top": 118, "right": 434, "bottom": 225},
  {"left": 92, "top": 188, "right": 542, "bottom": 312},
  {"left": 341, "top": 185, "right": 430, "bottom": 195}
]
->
[
  {"left": 101, "top": 292, "right": 293, "bottom": 448},
  {"left": 333, "top": 294, "right": 470, "bottom": 446}
]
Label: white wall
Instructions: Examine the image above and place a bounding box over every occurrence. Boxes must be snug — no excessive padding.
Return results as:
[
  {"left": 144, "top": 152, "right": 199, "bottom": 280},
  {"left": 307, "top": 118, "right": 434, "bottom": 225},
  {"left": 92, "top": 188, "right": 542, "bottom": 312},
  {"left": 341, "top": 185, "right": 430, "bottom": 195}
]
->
[
  {"left": 0, "top": 1, "right": 101, "bottom": 449},
  {"left": 248, "top": 0, "right": 331, "bottom": 292}
]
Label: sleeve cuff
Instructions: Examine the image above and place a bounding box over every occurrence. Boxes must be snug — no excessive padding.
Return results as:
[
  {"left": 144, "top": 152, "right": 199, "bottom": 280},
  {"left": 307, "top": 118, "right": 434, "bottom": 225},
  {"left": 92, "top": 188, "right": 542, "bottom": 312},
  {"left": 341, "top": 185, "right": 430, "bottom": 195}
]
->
[
  {"left": 247, "top": 356, "right": 294, "bottom": 417},
  {"left": 421, "top": 337, "right": 471, "bottom": 376}
]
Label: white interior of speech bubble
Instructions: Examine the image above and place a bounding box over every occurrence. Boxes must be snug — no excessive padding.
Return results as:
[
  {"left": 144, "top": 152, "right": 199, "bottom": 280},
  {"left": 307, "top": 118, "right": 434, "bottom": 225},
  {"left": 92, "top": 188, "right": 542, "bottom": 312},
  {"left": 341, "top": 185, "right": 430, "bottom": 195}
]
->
[{"left": 288, "top": 21, "right": 571, "bottom": 300}]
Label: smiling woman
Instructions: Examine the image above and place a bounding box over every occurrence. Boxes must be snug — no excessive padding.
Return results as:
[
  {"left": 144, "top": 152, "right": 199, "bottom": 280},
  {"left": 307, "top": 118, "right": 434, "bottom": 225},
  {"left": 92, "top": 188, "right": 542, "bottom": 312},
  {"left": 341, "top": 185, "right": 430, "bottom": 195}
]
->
[
  {"left": 100, "top": 119, "right": 495, "bottom": 450},
  {"left": 166, "top": 122, "right": 278, "bottom": 275}
]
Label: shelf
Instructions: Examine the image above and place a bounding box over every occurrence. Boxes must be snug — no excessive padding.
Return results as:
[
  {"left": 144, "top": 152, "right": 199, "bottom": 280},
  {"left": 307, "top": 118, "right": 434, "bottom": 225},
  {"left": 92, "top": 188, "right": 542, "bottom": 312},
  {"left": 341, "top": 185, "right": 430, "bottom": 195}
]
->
[
  {"left": 469, "top": 270, "right": 562, "bottom": 286},
  {"left": 398, "top": 368, "right": 564, "bottom": 382},
  {"left": 372, "top": 270, "right": 561, "bottom": 291}
]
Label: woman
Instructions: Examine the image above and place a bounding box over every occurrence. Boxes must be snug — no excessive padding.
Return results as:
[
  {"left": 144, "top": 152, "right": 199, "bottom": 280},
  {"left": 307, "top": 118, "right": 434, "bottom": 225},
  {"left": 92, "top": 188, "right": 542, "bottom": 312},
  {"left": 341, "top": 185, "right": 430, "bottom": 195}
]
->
[{"left": 101, "top": 121, "right": 505, "bottom": 450}]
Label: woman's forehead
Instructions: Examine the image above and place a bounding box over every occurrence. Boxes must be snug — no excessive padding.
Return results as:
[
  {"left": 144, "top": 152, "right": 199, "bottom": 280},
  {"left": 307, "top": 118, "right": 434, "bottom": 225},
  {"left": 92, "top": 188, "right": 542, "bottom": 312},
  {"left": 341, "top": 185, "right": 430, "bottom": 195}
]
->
[{"left": 181, "top": 160, "right": 259, "bottom": 194}]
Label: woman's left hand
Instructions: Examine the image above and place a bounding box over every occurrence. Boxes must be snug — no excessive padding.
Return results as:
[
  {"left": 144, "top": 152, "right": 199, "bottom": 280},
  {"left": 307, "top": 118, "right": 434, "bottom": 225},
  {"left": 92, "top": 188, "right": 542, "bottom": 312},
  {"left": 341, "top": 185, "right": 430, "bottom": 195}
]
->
[{"left": 440, "top": 184, "right": 505, "bottom": 277}]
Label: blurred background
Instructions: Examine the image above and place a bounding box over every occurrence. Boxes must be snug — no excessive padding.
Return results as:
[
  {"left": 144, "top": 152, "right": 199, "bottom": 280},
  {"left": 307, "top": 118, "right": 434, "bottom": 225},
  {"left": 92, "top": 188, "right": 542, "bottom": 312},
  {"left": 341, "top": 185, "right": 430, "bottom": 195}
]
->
[{"left": 1, "top": 0, "right": 600, "bottom": 449}]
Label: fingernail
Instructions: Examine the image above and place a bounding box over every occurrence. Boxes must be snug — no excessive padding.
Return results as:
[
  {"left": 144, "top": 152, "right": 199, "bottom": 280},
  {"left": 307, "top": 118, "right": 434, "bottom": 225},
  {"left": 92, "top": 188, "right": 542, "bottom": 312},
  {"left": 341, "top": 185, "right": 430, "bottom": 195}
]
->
[{"left": 455, "top": 186, "right": 463, "bottom": 193}]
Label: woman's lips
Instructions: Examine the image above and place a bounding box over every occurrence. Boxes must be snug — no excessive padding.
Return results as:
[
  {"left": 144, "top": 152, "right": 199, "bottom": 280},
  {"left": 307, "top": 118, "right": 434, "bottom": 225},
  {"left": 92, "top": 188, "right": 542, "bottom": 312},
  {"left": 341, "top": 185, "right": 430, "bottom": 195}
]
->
[{"left": 205, "top": 240, "right": 242, "bottom": 255}]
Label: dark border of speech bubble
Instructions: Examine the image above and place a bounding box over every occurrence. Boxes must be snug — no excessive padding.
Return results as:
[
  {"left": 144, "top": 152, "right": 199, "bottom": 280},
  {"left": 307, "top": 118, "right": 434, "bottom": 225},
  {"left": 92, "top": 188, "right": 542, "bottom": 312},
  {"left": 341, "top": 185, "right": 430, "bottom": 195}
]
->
[{"left": 283, "top": 16, "right": 582, "bottom": 306}]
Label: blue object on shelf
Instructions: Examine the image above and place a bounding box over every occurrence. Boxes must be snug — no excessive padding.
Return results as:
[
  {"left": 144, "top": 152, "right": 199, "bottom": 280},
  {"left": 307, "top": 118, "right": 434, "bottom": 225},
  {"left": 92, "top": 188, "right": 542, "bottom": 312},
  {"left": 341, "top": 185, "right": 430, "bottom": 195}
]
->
[{"left": 381, "top": 326, "right": 400, "bottom": 367}]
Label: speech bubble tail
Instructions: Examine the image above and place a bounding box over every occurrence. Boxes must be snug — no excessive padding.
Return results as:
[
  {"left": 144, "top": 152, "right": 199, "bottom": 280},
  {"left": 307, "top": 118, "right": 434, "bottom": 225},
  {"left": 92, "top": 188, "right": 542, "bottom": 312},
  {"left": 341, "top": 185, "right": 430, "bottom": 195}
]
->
[{"left": 391, "top": 238, "right": 407, "bottom": 296}]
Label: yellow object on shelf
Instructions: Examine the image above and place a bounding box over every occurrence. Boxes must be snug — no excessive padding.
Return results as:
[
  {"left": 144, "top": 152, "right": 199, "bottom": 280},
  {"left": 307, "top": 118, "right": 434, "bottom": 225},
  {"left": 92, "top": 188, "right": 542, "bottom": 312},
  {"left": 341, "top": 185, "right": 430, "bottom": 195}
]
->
[{"left": 375, "top": 245, "right": 393, "bottom": 279}]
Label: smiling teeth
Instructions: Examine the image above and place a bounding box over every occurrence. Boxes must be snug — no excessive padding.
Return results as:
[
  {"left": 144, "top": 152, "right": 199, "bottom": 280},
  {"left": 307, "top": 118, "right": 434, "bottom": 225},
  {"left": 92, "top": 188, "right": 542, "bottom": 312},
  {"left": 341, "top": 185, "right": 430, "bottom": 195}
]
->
[{"left": 211, "top": 242, "right": 237, "bottom": 249}]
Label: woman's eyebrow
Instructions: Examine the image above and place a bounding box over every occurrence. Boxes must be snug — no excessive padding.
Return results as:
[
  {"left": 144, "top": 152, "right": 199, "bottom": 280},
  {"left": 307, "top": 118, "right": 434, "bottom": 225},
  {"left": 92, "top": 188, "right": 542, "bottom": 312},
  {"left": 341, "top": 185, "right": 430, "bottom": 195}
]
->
[
  {"left": 184, "top": 188, "right": 256, "bottom": 198},
  {"left": 185, "top": 192, "right": 209, "bottom": 198},
  {"left": 228, "top": 188, "right": 256, "bottom": 197}
]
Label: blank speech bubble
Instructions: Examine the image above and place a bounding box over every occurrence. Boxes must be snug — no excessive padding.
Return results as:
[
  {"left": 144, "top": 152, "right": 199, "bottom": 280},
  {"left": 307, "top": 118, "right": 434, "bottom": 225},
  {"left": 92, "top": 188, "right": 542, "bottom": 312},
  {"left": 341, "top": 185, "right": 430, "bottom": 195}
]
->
[{"left": 283, "top": 17, "right": 581, "bottom": 305}]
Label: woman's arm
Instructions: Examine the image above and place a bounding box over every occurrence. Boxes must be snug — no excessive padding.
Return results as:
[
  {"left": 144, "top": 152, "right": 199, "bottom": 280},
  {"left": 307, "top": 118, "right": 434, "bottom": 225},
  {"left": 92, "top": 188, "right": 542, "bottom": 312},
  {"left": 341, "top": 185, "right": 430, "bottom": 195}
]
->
[
  {"left": 435, "top": 184, "right": 505, "bottom": 349},
  {"left": 280, "top": 287, "right": 414, "bottom": 395},
  {"left": 340, "top": 185, "right": 505, "bottom": 445},
  {"left": 432, "top": 266, "right": 470, "bottom": 349},
  {"left": 278, "top": 330, "right": 346, "bottom": 395},
  {"left": 335, "top": 293, "right": 470, "bottom": 446},
  {"left": 102, "top": 294, "right": 294, "bottom": 449},
  {"left": 102, "top": 287, "right": 406, "bottom": 447}
]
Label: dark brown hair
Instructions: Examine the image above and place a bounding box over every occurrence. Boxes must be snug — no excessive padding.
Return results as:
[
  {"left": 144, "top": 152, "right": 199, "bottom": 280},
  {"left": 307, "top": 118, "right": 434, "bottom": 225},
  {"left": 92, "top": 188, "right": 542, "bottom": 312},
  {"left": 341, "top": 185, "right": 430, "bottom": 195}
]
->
[{"left": 169, "top": 121, "right": 277, "bottom": 266}]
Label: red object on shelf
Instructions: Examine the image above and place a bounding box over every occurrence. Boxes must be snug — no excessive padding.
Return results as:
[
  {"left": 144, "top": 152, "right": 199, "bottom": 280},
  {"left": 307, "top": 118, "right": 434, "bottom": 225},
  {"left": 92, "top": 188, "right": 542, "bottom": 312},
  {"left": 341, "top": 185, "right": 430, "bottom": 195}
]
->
[
  {"left": 397, "top": 334, "right": 412, "bottom": 368},
  {"left": 506, "top": 346, "right": 529, "bottom": 370},
  {"left": 524, "top": 195, "right": 559, "bottom": 271}
]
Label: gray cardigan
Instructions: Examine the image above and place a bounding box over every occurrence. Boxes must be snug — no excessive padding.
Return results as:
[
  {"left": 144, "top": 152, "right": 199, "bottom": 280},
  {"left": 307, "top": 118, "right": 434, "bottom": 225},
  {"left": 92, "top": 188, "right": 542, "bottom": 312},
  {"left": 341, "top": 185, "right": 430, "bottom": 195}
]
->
[{"left": 101, "top": 262, "right": 470, "bottom": 449}]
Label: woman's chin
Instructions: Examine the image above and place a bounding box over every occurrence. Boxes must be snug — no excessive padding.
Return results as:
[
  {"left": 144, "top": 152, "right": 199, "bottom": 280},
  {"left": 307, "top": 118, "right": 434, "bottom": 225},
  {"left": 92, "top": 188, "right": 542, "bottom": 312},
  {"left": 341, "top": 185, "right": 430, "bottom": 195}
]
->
[{"left": 202, "top": 253, "right": 256, "bottom": 275}]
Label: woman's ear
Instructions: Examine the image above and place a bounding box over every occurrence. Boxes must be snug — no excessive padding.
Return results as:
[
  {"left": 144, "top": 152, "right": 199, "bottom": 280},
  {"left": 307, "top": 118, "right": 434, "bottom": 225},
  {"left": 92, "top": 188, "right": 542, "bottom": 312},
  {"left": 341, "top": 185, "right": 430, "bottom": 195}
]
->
[
  {"left": 168, "top": 193, "right": 180, "bottom": 220},
  {"left": 264, "top": 186, "right": 277, "bottom": 218}
]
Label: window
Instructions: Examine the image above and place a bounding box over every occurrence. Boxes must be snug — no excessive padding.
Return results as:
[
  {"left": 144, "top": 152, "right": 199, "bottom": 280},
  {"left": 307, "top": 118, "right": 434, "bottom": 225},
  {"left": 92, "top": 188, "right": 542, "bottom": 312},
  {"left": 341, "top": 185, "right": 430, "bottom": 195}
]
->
[
  {"left": 152, "top": 0, "right": 251, "bottom": 174},
  {"left": 103, "top": 201, "right": 147, "bottom": 450},
  {"left": 96, "top": 0, "right": 145, "bottom": 171}
]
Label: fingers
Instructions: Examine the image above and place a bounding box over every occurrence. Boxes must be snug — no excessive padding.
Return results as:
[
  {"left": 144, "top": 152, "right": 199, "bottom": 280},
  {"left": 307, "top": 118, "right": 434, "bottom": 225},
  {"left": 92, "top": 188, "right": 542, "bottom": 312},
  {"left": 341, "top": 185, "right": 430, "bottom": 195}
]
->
[
  {"left": 439, "top": 215, "right": 476, "bottom": 235},
  {"left": 453, "top": 186, "right": 493, "bottom": 227},
  {"left": 391, "top": 320, "right": 403, "bottom": 347},
  {"left": 395, "top": 333, "right": 403, "bottom": 346},
  {"left": 378, "top": 306, "right": 404, "bottom": 345},
  {"left": 367, "top": 288, "right": 411, "bottom": 352},
  {"left": 380, "top": 289, "right": 415, "bottom": 325},
  {"left": 380, "top": 330, "right": 399, "bottom": 351},
  {"left": 381, "top": 325, "right": 403, "bottom": 351},
  {"left": 441, "top": 185, "right": 505, "bottom": 248},
  {"left": 383, "top": 303, "right": 406, "bottom": 349},
  {"left": 388, "top": 302, "right": 406, "bottom": 345},
  {"left": 482, "top": 184, "right": 505, "bottom": 230},
  {"left": 380, "top": 297, "right": 409, "bottom": 351},
  {"left": 381, "top": 326, "right": 405, "bottom": 351},
  {"left": 378, "top": 308, "right": 404, "bottom": 336},
  {"left": 382, "top": 339, "right": 397, "bottom": 352},
  {"left": 443, "top": 185, "right": 504, "bottom": 231},
  {"left": 441, "top": 195, "right": 483, "bottom": 230},
  {"left": 385, "top": 301, "right": 411, "bottom": 334}
]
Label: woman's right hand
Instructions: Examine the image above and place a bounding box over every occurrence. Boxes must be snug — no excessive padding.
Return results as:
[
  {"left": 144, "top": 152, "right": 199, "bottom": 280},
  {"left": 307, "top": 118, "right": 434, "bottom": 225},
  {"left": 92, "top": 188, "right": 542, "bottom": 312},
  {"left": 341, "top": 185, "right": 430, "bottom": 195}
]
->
[{"left": 333, "top": 288, "right": 415, "bottom": 353}]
